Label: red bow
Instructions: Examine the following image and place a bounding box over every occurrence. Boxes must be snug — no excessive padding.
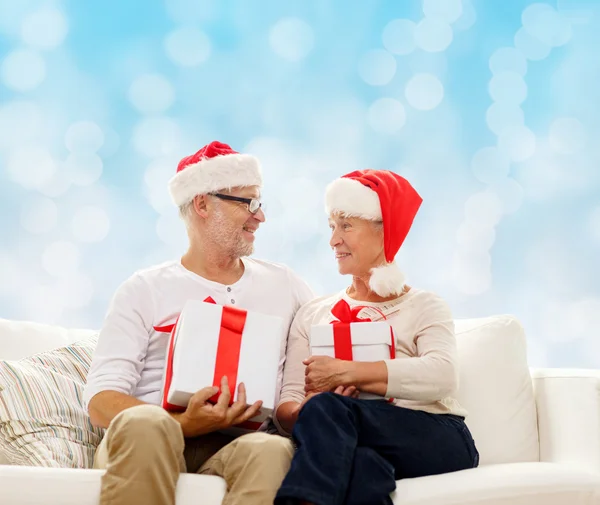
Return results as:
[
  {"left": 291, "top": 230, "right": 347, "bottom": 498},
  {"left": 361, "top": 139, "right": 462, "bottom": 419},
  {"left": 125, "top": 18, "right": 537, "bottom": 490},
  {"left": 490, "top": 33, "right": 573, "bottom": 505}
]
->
[
  {"left": 328, "top": 300, "right": 371, "bottom": 361},
  {"left": 328, "top": 299, "right": 394, "bottom": 363},
  {"left": 330, "top": 299, "right": 372, "bottom": 323}
]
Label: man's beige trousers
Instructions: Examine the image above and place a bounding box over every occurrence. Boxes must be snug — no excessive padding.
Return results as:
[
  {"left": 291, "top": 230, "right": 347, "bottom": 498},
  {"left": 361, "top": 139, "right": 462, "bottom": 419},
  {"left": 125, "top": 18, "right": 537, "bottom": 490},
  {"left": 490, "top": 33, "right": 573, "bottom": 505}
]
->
[{"left": 93, "top": 405, "right": 294, "bottom": 505}]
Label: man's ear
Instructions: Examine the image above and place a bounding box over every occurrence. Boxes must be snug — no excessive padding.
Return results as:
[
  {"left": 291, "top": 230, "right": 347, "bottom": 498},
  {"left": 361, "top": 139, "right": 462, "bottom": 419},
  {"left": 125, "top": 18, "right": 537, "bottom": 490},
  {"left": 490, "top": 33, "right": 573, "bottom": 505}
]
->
[{"left": 193, "top": 194, "right": 209, "bottom": 219}]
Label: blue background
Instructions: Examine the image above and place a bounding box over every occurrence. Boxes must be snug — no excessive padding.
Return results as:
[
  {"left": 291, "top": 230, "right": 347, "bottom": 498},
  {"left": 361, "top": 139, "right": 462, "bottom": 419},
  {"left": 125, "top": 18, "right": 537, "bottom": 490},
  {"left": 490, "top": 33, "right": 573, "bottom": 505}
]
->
[{"left": 1, "top": 0, "right": 599, "bottom": 369}]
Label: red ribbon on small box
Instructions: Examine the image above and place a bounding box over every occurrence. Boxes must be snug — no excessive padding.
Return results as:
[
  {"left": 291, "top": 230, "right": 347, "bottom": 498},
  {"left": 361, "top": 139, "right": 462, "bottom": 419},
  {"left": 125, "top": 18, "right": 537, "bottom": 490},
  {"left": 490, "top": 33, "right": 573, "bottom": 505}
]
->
[
  {"left": 154, "top": 297, "right": 262, "bottom": 429},
  {"left": 329, "top": 299, "right": 396, "bottom": 361}
]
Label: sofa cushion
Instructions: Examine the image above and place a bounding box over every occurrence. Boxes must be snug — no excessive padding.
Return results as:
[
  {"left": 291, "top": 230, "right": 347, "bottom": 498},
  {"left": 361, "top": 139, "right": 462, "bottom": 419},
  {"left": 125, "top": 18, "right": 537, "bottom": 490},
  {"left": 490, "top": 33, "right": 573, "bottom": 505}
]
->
[
  {"left": 0, "top": 318, "right": 96, "bottom": 361},
  {"left": 391, "top": 462, "right": 600, "bottom": 505},
  {"left": 0, "top": 335, "right": 104, "bottom": 467},
  {"left": 0, "top": 466, "right": 227, "bottom": 505},
  {"left": 455, "top": 316, "right": 539, "bottom": 465}
]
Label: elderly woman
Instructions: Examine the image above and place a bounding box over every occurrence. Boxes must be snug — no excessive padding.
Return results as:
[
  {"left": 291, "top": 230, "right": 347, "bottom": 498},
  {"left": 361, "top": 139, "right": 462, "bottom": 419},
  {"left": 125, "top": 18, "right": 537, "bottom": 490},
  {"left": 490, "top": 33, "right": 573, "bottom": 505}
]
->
[{"left": 273, "top": 170, "right": 479, "bottom": 505}]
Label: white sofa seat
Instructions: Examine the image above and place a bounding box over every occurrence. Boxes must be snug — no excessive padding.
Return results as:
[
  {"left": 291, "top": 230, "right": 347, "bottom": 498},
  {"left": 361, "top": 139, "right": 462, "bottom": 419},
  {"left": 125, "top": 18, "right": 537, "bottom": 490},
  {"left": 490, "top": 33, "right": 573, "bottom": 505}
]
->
[
  {"left": 1, "top": 462, "right": 596, "bottom": 505},
  {"left": 0, "top": 466, "right": 226, "bottom": 505},
  {"left": 392, "top": 463, "right": 600, "bottom": 505}
]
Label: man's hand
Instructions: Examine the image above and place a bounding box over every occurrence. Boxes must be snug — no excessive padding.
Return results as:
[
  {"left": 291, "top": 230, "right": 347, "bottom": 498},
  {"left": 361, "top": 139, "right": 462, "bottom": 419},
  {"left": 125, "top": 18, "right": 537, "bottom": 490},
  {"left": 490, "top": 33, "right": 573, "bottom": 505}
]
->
[
  {"left": 177, "top": 376, "right": 262, "bottom": 438},
  {"left": 303, "top": 355, "right": 351, "bottom": 394}
]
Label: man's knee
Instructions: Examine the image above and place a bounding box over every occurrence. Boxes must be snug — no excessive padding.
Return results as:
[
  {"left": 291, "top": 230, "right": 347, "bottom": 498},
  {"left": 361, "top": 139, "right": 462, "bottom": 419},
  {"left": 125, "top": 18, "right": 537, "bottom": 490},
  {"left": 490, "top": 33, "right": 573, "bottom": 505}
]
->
[
  {"left": 232, "top": 433, "right": 294, "bottom": 462},
  {"left": 109, "top": 404, "right": 181, "bottom": 440}
]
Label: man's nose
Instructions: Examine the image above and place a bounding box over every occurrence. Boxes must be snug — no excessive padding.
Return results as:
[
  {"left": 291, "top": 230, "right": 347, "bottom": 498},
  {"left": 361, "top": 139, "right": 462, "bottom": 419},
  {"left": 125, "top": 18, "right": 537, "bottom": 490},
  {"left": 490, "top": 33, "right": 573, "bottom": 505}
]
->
[{"left": 254, "top": 207, "right": 266, "bottom": 223}]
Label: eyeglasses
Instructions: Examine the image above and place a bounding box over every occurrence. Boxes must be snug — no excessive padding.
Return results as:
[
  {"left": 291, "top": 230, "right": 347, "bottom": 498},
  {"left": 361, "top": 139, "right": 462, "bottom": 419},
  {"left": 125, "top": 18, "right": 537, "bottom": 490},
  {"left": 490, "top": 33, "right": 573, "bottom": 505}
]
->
[{"left": 210, "top": 193, "right": 262, "bottom": 214}]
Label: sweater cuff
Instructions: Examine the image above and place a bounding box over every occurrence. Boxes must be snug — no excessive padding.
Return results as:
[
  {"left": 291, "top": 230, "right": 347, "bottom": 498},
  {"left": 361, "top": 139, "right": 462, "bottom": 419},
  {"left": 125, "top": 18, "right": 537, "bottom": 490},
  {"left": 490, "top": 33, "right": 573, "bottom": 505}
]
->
[
  {"left": 383, "top": 359, "right": 403, "bottom": 399},
  {"left": 272, "top": 407, "right": 292, "bottom": 437}
]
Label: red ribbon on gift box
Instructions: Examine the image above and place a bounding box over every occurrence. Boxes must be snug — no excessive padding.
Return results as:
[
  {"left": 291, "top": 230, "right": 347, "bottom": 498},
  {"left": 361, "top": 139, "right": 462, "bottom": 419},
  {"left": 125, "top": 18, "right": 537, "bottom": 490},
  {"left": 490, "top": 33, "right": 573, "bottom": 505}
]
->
[
  {"left": 154, "top": 314, "right": 183, "bottom": 412},
  {"left": 330, "top": 299, "right": 371, "bottom": 361},
  {"left": 203, "top": 297, "right": 247, "bottom": 405}
]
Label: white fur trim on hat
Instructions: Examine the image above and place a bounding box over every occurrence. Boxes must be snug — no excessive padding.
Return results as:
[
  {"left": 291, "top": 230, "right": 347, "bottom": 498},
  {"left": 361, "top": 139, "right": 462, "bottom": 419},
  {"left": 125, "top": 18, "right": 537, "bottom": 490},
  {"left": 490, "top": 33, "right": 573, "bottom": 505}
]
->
[
  {"left": 325, "top": 178, "right": 382, "bottom": 220},
  {"left": 369, "top": 262, "right": 405, "bottom": 297},
  {"left": 168, "top": 153, "right": 262, "bottom": 207}
]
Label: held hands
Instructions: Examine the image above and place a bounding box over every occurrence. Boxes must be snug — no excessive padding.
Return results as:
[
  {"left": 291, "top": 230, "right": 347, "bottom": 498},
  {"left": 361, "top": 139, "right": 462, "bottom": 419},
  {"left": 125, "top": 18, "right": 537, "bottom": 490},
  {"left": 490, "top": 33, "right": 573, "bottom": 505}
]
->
[
  {"left": 303, "top": 355, "right": 356, "bottom": 394},
  {"left": 178, "top": 376, "right": 262, "bottom": 438},
  {"left": 276, "top": 363, "right": 359, "bottom": 433},
  {"left": 292, "top": 385, "right": 359, "bottom": 421},
  {"left": 334, "top": 385, "right": 360, "bottom": 399}
]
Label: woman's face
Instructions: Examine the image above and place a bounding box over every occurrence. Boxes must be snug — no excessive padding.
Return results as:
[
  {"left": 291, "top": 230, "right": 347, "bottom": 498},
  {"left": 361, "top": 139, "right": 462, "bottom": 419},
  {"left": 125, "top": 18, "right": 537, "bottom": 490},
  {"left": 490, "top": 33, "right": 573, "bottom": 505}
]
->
[{"left": 328, "top": 214, "right": 385, "bottom": 276}]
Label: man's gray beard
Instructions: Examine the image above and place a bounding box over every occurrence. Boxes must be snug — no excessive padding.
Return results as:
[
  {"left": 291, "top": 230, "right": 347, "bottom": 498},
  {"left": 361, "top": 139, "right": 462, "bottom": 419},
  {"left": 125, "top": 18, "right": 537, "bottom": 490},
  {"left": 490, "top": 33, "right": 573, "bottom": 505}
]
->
[{"left": 207, "top": 207, "right": 254, "bottom": 259}]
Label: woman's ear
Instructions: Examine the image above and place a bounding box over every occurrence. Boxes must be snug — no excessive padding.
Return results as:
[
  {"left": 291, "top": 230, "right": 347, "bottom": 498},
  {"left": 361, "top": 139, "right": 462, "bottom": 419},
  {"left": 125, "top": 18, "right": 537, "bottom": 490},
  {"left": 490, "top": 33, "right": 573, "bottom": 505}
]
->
[
  {"left": 373, "top": 221, "right": 384, "bottom": 238},
  {"left": 374, "top": 221, "right": 385, "bottom": 252}
]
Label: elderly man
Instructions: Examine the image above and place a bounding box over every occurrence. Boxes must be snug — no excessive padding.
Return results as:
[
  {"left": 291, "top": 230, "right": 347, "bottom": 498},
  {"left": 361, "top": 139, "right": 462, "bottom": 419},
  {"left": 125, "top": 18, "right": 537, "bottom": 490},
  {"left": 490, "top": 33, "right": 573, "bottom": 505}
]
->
[{"left": 84, "top": 141, "right": 314, "bottom": 505}]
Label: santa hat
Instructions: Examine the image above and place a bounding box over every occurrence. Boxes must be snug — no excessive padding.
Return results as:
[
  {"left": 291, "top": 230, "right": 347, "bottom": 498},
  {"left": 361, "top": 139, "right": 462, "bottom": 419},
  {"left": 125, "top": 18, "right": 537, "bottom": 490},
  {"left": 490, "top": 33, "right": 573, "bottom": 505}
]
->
[
  {"left": 168, "top": 141, "right": 262, "bottom": 207},
  {"left": 325, "top": 169, "right": 423, "bottom": 297}
]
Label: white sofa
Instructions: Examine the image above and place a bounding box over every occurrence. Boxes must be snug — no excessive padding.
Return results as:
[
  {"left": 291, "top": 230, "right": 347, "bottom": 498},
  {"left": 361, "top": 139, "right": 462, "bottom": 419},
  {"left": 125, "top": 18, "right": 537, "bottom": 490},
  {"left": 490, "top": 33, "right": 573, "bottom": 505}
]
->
[{"left": 1, "top": 315, "right": 600, "bottom": 505}]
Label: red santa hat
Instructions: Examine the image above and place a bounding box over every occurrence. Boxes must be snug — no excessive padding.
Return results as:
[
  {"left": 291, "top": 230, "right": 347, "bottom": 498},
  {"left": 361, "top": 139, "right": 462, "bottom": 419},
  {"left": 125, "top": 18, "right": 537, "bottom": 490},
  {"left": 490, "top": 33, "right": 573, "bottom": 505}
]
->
[
  {"left": 168, "top": 141, "right": 262, "bottom": 207},
  {"left": 325, "top": 169, "right": 423, "bottom": 297}
]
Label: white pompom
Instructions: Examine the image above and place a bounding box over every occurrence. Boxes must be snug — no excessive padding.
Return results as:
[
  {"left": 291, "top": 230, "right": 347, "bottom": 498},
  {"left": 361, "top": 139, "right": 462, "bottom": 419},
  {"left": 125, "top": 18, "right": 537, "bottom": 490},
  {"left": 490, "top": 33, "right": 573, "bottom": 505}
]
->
[{"left": 369, "top": 262, "right": 405, "bottom": 297}]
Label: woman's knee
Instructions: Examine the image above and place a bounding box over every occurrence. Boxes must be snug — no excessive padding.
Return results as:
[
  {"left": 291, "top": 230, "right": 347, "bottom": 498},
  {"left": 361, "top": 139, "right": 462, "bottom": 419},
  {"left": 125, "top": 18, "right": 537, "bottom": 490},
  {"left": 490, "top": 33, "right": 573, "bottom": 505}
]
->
[{"left": 353, "top": 447, "right": 394, "bottom": 477}]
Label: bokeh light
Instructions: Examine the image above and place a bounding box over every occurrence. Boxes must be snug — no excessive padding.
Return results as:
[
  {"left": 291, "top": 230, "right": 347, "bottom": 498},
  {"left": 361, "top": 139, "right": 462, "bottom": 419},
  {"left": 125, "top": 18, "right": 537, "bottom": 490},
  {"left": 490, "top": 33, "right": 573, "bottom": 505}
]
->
[
  {"left": 405, "top": 73, "right": 444, "bottom": 110},
  {"left": 1, "top": 49, "right": 46, "bottom": 91},
  {"left": 415, "top": 18, "right": 453, "bottom": 53},
  {"left": 128, "top": 74, "right": 175, "bottom": 115},
  {"left": 164, "top": 27, "right": 211, "bottom": 67},
  {"left": 367, "top": 98, "right": 407, "bottom": 134},
  {"left": 358, "top": 49, "right": 397, "bottom": 86},
  {"left": 382, "top": 19, "right": 417, "bottom": 55},
  {"left": 269, "top": 18, "right": 314, "bottom": 62},
  {"left": 423, "top": 0, "right": 463, "bottom": 24},
  {"left": 21, "top": 6, "right": 68, "bottom": 50},
  {"left": 71, "top": 206, "right": 110, "bottom": 243}
]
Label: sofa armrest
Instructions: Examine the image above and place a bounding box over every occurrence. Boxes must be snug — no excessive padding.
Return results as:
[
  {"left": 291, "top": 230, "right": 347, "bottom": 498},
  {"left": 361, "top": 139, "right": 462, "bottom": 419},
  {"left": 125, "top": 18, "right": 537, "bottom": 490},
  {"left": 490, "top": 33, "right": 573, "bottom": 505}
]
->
[{"left": 531, "top": 368, "right": 600, "bottom": 472}]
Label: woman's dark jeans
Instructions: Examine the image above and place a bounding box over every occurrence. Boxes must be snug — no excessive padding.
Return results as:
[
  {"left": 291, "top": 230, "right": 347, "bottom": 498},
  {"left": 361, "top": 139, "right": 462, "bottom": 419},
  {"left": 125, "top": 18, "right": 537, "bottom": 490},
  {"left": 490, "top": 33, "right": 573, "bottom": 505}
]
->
[{"left": 275, "top": 393, "right": 479, "bottom": 505}]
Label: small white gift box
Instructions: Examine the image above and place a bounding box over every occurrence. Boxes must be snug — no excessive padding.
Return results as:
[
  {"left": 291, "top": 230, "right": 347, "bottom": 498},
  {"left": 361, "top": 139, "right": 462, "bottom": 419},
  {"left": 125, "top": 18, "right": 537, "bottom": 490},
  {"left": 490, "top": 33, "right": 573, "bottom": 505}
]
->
[
  {"left": 309, "top": 299, "right": 396, "bottom": 400},
  {"left": 156, "top": 298, "right": 284, "bottom": 431}
]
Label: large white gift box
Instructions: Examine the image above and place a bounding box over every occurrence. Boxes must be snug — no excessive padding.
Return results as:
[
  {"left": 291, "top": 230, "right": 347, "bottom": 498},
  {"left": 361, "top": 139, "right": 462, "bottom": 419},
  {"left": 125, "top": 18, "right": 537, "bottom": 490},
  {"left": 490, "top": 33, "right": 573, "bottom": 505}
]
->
[
  {"left": 156, "top": 298, "right": 284, "bottom": 430},
  {"left": 310, "top": 299, "right": 396, "bottom": 400}
]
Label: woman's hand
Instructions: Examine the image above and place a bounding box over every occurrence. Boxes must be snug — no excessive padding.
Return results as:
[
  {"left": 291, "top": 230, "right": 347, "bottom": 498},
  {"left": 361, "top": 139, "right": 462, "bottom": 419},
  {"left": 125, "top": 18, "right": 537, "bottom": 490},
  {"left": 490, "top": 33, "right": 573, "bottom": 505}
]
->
[
  {"left": 297, "top": 386, "right": 359, "bottom": 422},
  {"left": 303, "top": 355, "right": 351, "bottom": 394},
  {"left": 276, "top": 385, "right": 360, "bottom": 434},
  {"left": 333, "top": 385, "right": 360, "bottom": 398},
  {"left": 305, "top": 357, "right": 390, "bottom": 397}
]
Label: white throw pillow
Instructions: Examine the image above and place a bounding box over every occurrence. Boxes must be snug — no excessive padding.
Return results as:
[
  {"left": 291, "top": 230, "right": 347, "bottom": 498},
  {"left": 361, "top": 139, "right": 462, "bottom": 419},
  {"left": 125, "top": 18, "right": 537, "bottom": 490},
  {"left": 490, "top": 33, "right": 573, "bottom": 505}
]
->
[
  {"left": 0, "top": 318, "right": 96, "bottom": 361},
  {"left": 455, "top": 315, "right": 539, "bottom": 465}
]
